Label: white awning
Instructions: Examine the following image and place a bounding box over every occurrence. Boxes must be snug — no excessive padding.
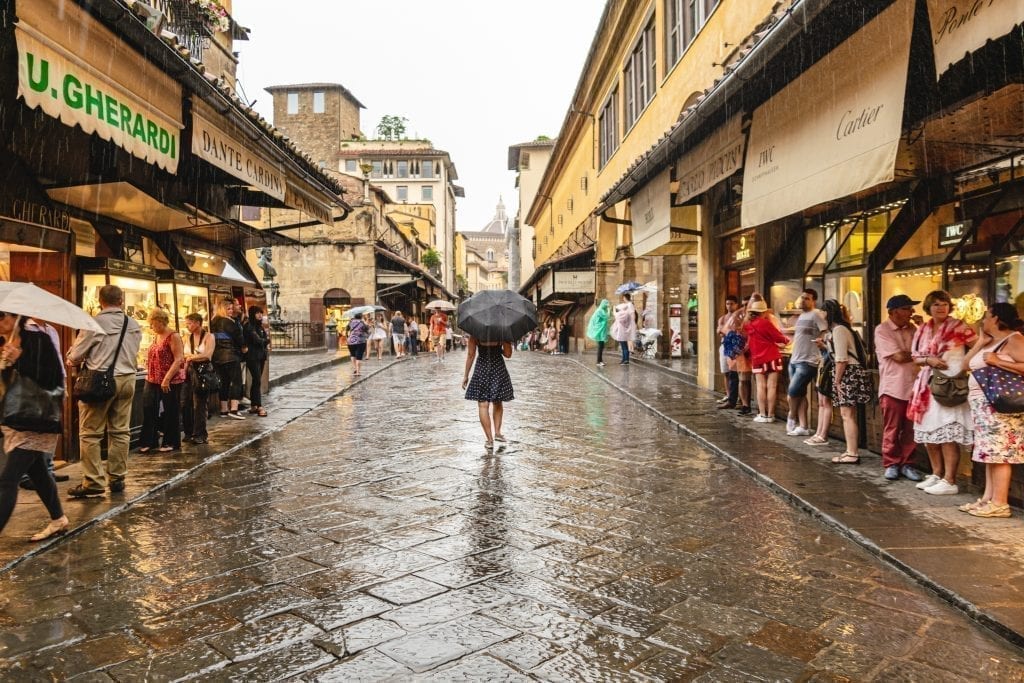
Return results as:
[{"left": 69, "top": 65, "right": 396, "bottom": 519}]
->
[
  {"left": 926, "top": 0, "right": 1023, "bottom": 78},
  {"left": 15, "top": 0, "right": 183, "bottom": 173},
  {"left": 675, "top": 114, "right": 745, "bottom": 206},
  {"left": 741, "top": 0, "right": 915, "bottom": 229},
  {"left": 630, "top": 168, "right": 672, "bottom": 256}
]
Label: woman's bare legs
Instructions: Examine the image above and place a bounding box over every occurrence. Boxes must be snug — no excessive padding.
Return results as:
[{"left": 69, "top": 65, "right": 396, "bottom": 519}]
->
[
  {"left": 492, "top": 402, "right": 504, "bottom": 439},
  {"left": 814, "top": 394, "right": 832, "bottom": 440},
  {"left": 477, "top": 401, "right": 493, "bottom": 443},
  {"left": 924, "top": 443, "right": 944, "bottom": 479},
  {"left": 840, "top": 405, "right": 858, "bottom": 456},
  {"left": 940, "top": 442, "right": 960, "bottom": 486}
]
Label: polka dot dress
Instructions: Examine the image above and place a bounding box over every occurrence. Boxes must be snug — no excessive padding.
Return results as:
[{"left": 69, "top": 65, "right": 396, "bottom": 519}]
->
[{"left": 465, "top": 343, "right": 514, "bottom": 403}]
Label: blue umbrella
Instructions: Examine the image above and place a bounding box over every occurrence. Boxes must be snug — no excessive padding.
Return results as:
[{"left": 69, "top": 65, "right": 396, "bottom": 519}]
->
[{"left": 615, "top": 281, "right": 645, "bottom": 295}]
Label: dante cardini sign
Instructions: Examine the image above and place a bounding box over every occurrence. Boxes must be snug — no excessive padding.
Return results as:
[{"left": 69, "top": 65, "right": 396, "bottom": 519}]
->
[{"left": 15, "top": 16, "right": 182, "bottom": 174}]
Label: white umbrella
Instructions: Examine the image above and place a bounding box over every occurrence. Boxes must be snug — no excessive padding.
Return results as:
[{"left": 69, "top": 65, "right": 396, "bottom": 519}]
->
[
  {"left": 0, "top": 282, "right": 103, "bottom": 332},
  {"left": 340, "top": 305, "right": 376, "bottom": 319},
  {"left": 425, "top": 300, "right": 456, "bottom": 311}
]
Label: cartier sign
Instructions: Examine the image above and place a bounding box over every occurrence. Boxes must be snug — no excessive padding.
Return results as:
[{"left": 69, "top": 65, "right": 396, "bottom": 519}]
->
[{"left": 741, "top": 0, "right": 914, "bottom": 228}]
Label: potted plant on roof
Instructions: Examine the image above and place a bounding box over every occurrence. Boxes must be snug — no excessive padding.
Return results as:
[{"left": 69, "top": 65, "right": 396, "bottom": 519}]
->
[
  {"left": 421, "top": 248, "right": 441, "bottom": 276},
  {"left": 188, "top": 0, "right": 231, "bottom": 33}
]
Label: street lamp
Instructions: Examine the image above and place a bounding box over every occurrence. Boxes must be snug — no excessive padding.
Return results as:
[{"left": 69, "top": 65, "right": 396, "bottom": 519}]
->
[{"left": 358, "top": 159, "right": 374, "bottom": 202}]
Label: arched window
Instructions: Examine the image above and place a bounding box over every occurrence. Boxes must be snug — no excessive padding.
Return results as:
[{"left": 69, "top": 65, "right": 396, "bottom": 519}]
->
[
  {"left": 322, "top": 288, "right": 351, "bottom": 307},
  {"left": 486, "top": 249, "right": 494, "bottom": 261}
]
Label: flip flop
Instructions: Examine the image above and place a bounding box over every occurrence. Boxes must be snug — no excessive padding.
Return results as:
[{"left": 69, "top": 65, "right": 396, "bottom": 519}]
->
[
  {"left": 831, "top": 453, "right": 860, "bottom": 465},
  {"left": 803, "top": 435, "right": 827, "bottom": 445}
]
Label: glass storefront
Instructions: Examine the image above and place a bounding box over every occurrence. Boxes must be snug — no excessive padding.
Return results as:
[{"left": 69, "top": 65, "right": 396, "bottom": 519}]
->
[
  {"left": 80, "top": 261, "right": 158, "bottom": 369},
  {"left": 157, "top": 274, "right": 211, "bottom": 331}
]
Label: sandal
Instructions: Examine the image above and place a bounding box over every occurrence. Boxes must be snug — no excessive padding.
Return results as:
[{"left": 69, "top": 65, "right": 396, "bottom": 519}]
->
[
  {"left": 30, "top": 516, "right": 69, "bottom": 542},
  {"left": 958, "top": 498, "right": 986, "bottom": 513},
  {"left": 803, "top": 435, "right": 828, "bottom": 445},
  {"left": 831, "top": 453, "right": 860, "bottom": 465},
  {"left": 494, "top": 434, "right": 506, "bottom": 443},
  {"left": 484, "top": 441, "right": 494, "bottom": 450},
  {"left": 256, "top": 408, "right": 267, "bottom": 417}
]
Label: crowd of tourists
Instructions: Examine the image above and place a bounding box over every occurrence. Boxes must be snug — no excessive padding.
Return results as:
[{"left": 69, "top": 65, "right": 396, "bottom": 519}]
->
[
  {"left": 343, "top": 308, "right": 463, "bottom": 375},
  {"left": 714, "top": 288, "right": 1024, "bottom": 519},
  {"left": 0, "top": 285, "right": 273, "bottom": 542}
]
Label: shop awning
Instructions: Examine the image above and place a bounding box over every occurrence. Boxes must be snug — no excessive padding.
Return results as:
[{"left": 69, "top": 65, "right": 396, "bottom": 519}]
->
[
  {"left": 15, "top": 0, "right": 183, "bottom": 173},
  {"left": 674, "top": 114, "right": 745, "bottom": 206},
  {"left": 926, "top": 0, "right": 1023, "bottom": 79},
  {"left": 631, "top": 169, "right": 701, "bottom": 257},
  {"left": 191, "top": 98, "right": 339, "bottom": 222},
  {"left": 740, "top": 0, "right": 915, "bottom": 229}
]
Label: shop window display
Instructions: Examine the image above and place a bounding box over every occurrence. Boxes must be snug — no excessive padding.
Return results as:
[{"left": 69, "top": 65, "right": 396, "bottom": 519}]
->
[
  {"left": 996, "top": 256, "right": 1024, "bottom": 317},
  {"left": 82, "top": 272, "right": 156, "bottom": 369},
  {"left": 157, "top": 282, "right": 210, "bottom": 331}
]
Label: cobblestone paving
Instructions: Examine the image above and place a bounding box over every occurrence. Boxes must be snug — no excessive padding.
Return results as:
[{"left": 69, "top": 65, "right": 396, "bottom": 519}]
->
[{"left": 1, "top": 353, "right": 1022, "bottom": 681}]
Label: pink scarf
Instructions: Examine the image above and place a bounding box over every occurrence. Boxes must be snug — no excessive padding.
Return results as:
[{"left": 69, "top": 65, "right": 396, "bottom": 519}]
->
[{"left": 907, "top": 317, "right": 975, "bottom": 423}]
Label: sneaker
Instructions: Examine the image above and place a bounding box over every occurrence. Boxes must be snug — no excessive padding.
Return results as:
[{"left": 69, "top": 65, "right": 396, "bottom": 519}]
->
[
  {"left": 968, "top": 502, "right": 1012, "bottom": 518},
  {"left": 900, "top": 465, "right": 924, "bottom": 482},
  {"left": 753, "top": 415, "right": 773, "bottom": 423},
  {"left": 924, "top": 479, "right": 959, "bottom": 495},
  {"left": 737, "top": 406, "right": 752, "bottom": 416},
  {"left": 787, "top": 427, "right": 812, "bottom": 436},
  {"left": 109, "top": 480, "right": 125, "bottom": 493},
  {"left": 884, "top": 465, "right": 901, "bottom": 480},
  {"left": 915, "top": 473, "right": 942, "bottom": 490},
  {"left": 597, "top": 362, "right": 606, "bottom": 367},
  {"left": 227, "top": 412, "right": 246, "bottom": 420},
  {"left": 68, "top": 484, "right": 104, "bottom": 499},
  {"left": 717, "top": 402, "right": 737, "bottom": 410}
]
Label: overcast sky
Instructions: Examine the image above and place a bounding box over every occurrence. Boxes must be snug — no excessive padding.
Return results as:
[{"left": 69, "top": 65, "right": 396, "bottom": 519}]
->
[{"left": 232, "top": 1, "right": 606, "bottom": 232}]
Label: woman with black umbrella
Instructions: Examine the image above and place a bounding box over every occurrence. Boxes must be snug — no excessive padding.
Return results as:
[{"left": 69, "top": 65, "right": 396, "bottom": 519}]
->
[
  {"left": 462, "top": 335, "right": 514, "bottom": 450},
  {"left": 458, "top": 290, "right": 536, "bottom": 450}
]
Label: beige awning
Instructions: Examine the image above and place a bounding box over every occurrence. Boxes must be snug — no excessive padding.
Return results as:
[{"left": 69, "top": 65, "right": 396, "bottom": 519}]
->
[
  {"left": 926, "top": 0, "right": 1022, "bottom": 79},
  {"left": 285, "top": 179, "right": 334, "bottom": 226},
  {"left": 15, "top": 0, "right": 183, "bottom": 173},
  {"left": 675, "top": 114, "right": 745, "bottom": 206},
  {"left": 740, "top": 0, "right": 915, "bottom": 229},
  {"left": 192, "top": 99, "right": 285, "bottom": 201},
  {"left": 631, "top": 169, "right": 699, "bottom": 256}
]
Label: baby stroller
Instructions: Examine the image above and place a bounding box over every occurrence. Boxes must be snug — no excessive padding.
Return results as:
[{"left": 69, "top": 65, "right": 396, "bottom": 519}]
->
[{"left": 635, "top": 328, "right": 661, "bottom": 359}]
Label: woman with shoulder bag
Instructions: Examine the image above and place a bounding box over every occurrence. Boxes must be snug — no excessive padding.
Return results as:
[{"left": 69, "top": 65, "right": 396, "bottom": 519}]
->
[
  {"left": 959, "top": 303, "right": 1024, "bottom": 517},
  {"left": 909, "top": 290, "right": 976, "bottom": 495},
  {"left": 181, "top": 313, "right": 215, "bottom": 444},
  {"left": 0, "top": 312, "right": 68, "bottom": 541},
  {"left": 243, "top": 307, "right": 270, "bottom": 417},
  {"left": 138, "top": 308, "right": 185, "bottom": 453},
  {"left": 822, "top": 300, "right": 872, "bottom": 464}
]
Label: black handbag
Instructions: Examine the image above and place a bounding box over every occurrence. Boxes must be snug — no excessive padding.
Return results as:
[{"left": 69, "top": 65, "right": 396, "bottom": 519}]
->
[
  {"left": 190, "top": 362, "right": 220, "bottom": 395},
  {"left": 1, "top": 369, "right": 63, "bottom": 433},
  {"left": 73, "top": 314, "right": 129, "bottom": 403}
]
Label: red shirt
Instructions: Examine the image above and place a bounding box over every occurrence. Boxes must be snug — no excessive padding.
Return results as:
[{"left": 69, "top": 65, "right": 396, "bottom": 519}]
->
[{"left": 745, "top": 316, "right": 788, "bottom": 366}]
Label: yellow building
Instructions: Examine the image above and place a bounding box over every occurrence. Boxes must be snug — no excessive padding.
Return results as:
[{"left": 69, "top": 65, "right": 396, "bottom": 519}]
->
[{"left": 523, "top": 0, "right": 778, "bottom": 359}]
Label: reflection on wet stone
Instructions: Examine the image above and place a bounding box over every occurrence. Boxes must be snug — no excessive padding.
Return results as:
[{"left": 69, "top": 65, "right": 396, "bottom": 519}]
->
[{"left": 0, "top": 356, "right": 1022, "bottom": 679}]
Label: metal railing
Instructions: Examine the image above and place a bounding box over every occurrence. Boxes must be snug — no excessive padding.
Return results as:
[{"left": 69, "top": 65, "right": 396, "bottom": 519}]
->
[
  {"left": 148, "top": 0, "right": 210, "bottom": 63},
  {"left": 269, "top": 322, "right": 325, "bottom": 349}
]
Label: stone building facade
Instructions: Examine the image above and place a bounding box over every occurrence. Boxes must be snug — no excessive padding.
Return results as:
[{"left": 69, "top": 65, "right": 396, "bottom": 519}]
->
[{"left": 264, "top": 83, "right": 364, "bottom": 171}]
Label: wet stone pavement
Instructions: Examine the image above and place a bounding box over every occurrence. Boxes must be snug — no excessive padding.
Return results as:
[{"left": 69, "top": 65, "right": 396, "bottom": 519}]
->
[{"left": 1, "top": 353, "right": 1023, "bottom": 681}]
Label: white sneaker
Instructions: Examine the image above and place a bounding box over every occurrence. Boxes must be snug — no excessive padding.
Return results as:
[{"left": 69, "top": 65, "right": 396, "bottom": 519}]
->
[
  {"left": 787, "top": 427, "right": 812, "bottom": 436},
  {"left": 925, "top": 480, "right": 959, "bottom": 495},
  {"left": 786, "top": 419, "right": 796, "bottom": 432},
  {"left": 753, "top": 415, "right": 773, "bottom": 424},
  {"left": 916, "top": 473, "right": 941, "bottom": 490}
]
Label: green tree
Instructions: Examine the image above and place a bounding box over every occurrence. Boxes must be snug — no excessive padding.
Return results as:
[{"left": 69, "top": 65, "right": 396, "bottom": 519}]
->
[{"left": 376, "top": 115, "right": 409, "bottom": 141}]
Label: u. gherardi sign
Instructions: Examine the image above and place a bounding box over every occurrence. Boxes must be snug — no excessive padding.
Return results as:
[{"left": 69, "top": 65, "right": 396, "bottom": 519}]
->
[{"left": 15, "top": 5, "right": 182, "bottom": 174}]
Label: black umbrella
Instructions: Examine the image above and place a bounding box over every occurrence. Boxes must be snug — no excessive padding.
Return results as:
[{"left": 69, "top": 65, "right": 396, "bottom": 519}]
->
[{"left": 457, "top": 289, "right": 538, "bottom": 343}]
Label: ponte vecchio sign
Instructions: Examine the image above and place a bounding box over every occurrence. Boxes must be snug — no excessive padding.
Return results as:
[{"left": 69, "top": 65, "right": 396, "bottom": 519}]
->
[
  {"left": 741, "top": 0, "right": 914, "bottom": 228},
  {"left": 927, "top": 0, "right": 1021, "bottom": 78}
]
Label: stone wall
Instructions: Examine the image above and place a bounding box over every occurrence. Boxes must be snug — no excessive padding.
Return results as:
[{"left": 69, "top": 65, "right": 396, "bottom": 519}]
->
[
  {"left": 270, "top": 242, "right": 376, "bottom": 322},
  {"left": 270, "top": 88, "right": 361, "bottom": 169}
]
